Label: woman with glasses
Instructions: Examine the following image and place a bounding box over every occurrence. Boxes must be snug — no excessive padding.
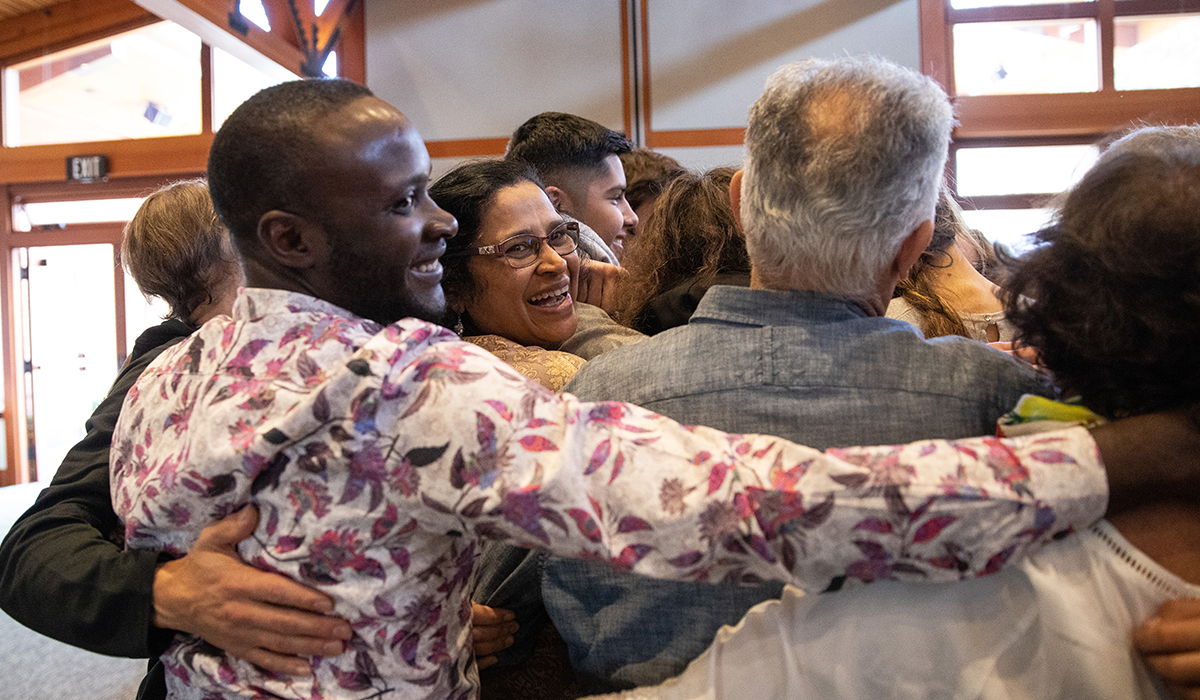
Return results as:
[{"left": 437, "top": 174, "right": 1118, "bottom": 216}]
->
[
  {"left": 432, "top": 159, "right": 589, "bottom": 392},
  {"left": 431, "top": 159, "right": 589, "bottom": 699}
]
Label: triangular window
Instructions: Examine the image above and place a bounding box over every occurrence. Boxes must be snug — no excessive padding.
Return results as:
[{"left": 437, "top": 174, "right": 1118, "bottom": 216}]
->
[{"left": 240, "top": 0, "right": 272, "bottom": 32}]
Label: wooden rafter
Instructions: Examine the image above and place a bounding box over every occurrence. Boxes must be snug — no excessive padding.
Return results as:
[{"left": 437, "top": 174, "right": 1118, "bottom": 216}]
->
[{"left": 0, "top": 0, "right": 157, "bottom": 65}]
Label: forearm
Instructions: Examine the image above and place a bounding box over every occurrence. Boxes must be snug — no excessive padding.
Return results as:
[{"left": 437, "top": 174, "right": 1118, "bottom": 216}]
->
[
  {"left": 0, "top": 513, "right": 162, "bottom": 657},
  {"left": 402, "top": 350, "right": 1106, "bottom": 590},
  {"left": 1091, "top": 409, "right": 1200, "bottom": 516}
]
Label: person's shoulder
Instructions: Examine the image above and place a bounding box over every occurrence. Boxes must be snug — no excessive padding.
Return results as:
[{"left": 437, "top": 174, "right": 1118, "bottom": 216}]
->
[
  {"left": 565, "top": 326, "right": 690, "bottom": 399},
  {"left": 922, "top": 333, "right": 1048, "bottom": 394}
]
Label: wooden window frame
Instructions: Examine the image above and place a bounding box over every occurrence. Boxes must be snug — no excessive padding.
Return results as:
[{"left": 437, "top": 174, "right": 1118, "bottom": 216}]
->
[
  {"left": 921, "top": 0, "right": 1200, "bottom": 140},
  {"left": 921, "top": 0, "right": 1200, "bottom": 215},
  {"left": 0, "top": 0, "right": 365, "bottom": 485}
]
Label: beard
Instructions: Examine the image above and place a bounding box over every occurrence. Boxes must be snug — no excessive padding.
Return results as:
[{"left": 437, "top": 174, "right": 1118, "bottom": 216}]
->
[{"left": 326, "top": 246, "right": 453, "bottom": 328}]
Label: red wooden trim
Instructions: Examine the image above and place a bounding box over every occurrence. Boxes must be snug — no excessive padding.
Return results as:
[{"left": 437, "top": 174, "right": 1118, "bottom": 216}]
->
[
  {"left": 620, "top": 0, "right": 632, "bottom": 139},
  {"left": 0, "top": 195, "right": 17, "bottom": 485},
  {"left": 0, "top": 0, "right": 159, "bottom": 66},
  {"left": 146, "top": 0, "right": 307, "bottom": 77},
  {"left": 0, "top": 134, "right": 212, "bottom": 185},
  {"left": 112, "top": 245, "right": 128, "bottom": 367},
  {"left": 200, "top": 43, "right": 214, "bottom": 134},
  {"left": 1114, "top": 0, "right": 1200, "bottom": 15},
  {"left": 953, "top": 133, "right": 1103, "bottom": 149},
  {"left": 646, "top": 127, "right": 745, "bottom": 149},
  {"left": 9, "top": 223, "right": 128, "bottom": 249},
  {"left": 958, "top": 193, "right": 1059, "bottom": 210},
  {"left": 953, "top": 88, "right": 1200, "bottom": 138},
  {"left": 262, "top": 0, "right": 302, "bottom": 49},
  {"left": 946, "top": 1, "right": 1200, "bottom": 24},
  {"left": 9, "top": 174, "right": 199, "bottom": 203},
  {"left": 336, "top": 0, "right": 366, "bottom": 84},
  {"left": 639, "top": 0, "right": 652, "bottom": 142},
  {"left": 1099, "top": 0, "right": 1115, "bottom": 92},
  {"left": 424, "top": 138, "right": 509, "bottom": 159},
  {"left": 633, "top": 0, "right": 652, "bottom": 142},
  {"left": 948, "top": 3, "right": 1098, "bottom": 24},
  {"left": 919, "top": 0, "right": 953, "bottom": 92}
]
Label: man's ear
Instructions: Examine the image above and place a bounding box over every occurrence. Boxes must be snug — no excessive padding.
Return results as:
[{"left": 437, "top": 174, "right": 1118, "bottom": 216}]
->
[
  {"left": 256, "top": 210, "right": 324, "bottom": 269},
  {"left": 892, "top": 219, "right": 934, "bottom": 278},
  {"left": 544, "top": 185, "right": 568, "bottom": 212},
  {"left": 729, "top": 170, "right": 745, "bottom": 233}
]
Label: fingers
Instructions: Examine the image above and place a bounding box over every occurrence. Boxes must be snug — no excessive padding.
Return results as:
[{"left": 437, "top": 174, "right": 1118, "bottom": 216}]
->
[
  {"left": 1137, "top": 600, "right": 1200, "bottom": 693},
  {"left": 477, "top": 654, "right": 499, "bottom": 671},
  {"left": 230, "top": 565, "right": 338, "bottom": 615},
  {"left": 472, "top": 603, "right": 514, "bottom": 627},
  {"left": 193, "top": 505, "right": 260, "bottom": 552},
  {"left": 223, "top": 614, "right": 349, "bottom": 658},
  {"left": 222, "top": 597, "right": 352, "bottom": 641},
  {"left": 238, "top": 647, "right": 315, "bottom": 677},
  {"left": 1137, "top": 600, "right": 1200, "bottom": 654},
  {"left": 472, "top": 603, "right": 517, "bottom": 659}
]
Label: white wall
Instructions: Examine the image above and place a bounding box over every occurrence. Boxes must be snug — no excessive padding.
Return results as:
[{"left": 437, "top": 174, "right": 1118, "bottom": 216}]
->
[
  {"left": 366, "top": 0, "right": 625, "bottom": 142},
  {"left": 365, "top": 0, "right": 920, "bottom": 173}
]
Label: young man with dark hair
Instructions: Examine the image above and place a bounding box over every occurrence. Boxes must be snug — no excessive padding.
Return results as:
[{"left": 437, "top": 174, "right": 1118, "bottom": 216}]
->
[{"left": 506, "top": 111, "right": 637, "bottom": 260}]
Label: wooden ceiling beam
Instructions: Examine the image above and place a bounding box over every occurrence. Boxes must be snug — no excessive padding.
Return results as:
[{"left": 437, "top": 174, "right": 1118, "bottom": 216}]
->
[
  {"left": 133, "top": 0, "right": 303, "bottom": 78},
  {"left": 0, "top": 0, "right": 157, "bottom": 65}
]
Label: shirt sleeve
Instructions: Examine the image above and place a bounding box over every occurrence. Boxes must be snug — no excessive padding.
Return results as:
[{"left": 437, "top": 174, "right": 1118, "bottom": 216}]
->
[
  {"left": 390, "top": 341, "right": 1108, "bottom": 592},
  {"left": 0, "top": 336, "right": 184, "bottom": 658}
]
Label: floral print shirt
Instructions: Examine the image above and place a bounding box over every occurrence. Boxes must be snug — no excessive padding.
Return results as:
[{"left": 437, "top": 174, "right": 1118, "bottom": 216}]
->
[{"left": 111, "top": 288, "right": 1107, "bottom": 700}]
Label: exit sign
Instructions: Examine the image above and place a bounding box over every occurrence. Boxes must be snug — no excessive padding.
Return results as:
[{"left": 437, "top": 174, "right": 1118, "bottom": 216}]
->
[{"left": 66, "top": 155, "right": 109, "bottom": 182}]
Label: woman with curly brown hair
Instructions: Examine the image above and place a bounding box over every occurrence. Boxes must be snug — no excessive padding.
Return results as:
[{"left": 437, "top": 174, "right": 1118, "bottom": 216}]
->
[{"left": 618, "top": 167, "right": 751, "bottom": 335}]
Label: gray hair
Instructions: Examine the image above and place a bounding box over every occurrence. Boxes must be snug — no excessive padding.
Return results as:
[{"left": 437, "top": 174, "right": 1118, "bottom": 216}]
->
[{"left": 742, "top": 56, "right": 954, "bottom": 301}]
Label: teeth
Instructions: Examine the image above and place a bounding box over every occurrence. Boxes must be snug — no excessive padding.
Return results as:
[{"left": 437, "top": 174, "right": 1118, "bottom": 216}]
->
[
  {"left": 529, "top": 284, "right": 569, "bottom": 303},
  {"left": 413, "top": 260, "right": 440, "bottom": 273}
]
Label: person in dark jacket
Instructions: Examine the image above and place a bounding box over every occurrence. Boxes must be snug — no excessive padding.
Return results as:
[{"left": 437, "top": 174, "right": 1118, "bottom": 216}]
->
[{"left": 0, "top": 180, "right": 352, "bottom": 699}]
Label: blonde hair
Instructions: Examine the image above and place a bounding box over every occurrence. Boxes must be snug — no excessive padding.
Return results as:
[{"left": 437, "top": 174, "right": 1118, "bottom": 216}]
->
[{"left": 121, "top": 179, "right": 237, "bottom": 322}]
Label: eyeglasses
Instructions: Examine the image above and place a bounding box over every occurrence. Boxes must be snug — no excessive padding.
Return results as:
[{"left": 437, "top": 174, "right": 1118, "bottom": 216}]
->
[{"left": 450, "top": 221, "right": 579, "bottom": 269}]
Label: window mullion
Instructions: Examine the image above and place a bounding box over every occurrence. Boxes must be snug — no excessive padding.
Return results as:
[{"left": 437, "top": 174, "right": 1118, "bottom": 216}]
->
[{"left": 1099, "top": 0, "right": 1116, "bottom": 91}]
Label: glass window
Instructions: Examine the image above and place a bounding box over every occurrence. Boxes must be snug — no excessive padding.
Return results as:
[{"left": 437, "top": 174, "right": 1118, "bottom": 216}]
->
[
  {"left": 3, "top": 22, "right": 202, "bottom": 147},
  {"left": 960, "top": 208, "right": 1053, "bottom": 255},
  {"left": 26, "top": 244, "right": 118, "bottom": 483},
  {"left": 18, "top": 198, "right": 145, "bottom": 228},
  {"left": 956, "top": 144, "right": 1097, "bottom": 197},
  {"left": 1113, "top": 14, "right": 1200, "bottom": 91},
  {"left": 953, "top": 19, "right": 1100, "bottom": 95},
  {"left": 212, "top": 48, "right": 294, "bottom": 130},
  {"left": 124, "top": 267, "right": 170, "bottom": 355},
  {"left": 240, "top": 0, "right": 272, "bottom": 32}
]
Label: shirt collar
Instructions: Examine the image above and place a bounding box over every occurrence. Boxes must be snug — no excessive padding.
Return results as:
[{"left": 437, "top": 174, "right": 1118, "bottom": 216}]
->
[
  {"left": 233, "top": 287, "right": 363, "bottom": 322},
  {"left": 690, "top": 285, "right": 874, "bottom": 327}
]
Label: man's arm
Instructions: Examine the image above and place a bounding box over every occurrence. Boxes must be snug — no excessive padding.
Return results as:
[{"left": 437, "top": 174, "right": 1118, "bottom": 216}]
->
[
  {"left": 1090, "top": 409, "right": 1200, "bottom": 516},
  {"left": 0, "top": 327, "right": 350, "bottom": 673},
  {"left": 370, "top": 344, "right": 1109, "bottom": 592},
  {"left": 152, "top": 506, "right": 351, "bottom": 675}
]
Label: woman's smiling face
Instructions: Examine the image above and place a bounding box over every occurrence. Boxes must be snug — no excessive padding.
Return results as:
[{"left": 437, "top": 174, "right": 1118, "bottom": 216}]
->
[{"left": 461, "top": 182, "right": 580, "bottom": 348}]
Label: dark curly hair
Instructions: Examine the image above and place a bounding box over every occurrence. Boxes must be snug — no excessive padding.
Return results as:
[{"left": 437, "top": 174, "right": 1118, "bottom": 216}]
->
[
  {"left": 619, "top": 167, "right": 749, "bottom": 332},
  {"left": 429, "top": 159, "right": 544, "bottom": 328},
  {"left": 1001, "top": 138, "right": 1200, "bottom": 419}
]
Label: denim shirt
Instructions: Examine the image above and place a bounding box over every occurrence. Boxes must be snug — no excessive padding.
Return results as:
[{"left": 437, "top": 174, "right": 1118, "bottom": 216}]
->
[{"left": 545, "top": 285, "right": 1050, "bottom": 693}]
